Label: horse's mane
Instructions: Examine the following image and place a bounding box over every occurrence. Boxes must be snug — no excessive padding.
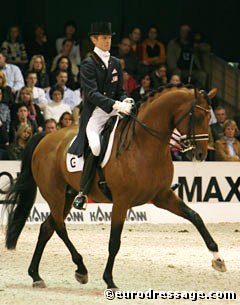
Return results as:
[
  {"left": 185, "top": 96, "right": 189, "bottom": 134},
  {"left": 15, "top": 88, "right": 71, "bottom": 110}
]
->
[{"left": 116, "top": 83, "right": 196, "bottom": 156}]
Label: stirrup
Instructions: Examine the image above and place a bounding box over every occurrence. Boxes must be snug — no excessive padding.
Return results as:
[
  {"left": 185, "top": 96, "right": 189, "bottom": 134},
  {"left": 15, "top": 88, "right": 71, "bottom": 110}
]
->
[{"left": 73, "top": 192, "right": 88, "bottom": 210}]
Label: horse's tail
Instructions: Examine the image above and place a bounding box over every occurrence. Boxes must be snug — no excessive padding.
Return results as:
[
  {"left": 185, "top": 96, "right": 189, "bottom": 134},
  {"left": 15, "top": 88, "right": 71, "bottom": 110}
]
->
[{"left": 4, "top": 132, "right": 46, "bottom": 249}]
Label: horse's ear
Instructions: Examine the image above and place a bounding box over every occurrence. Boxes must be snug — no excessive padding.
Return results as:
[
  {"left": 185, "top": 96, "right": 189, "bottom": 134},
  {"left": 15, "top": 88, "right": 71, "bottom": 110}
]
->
[{"left": 208, "top": 88, "right": 218, "bottom": 99}]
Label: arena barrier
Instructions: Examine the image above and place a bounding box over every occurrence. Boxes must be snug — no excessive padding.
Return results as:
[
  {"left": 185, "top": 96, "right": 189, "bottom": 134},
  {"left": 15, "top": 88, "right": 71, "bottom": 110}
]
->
[{"left": 0, "top": 161, "right": 240, "bottom": 224}]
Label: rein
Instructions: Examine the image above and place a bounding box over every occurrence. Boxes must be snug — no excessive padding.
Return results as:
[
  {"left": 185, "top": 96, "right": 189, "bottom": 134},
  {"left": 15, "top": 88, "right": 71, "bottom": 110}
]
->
[{"left": 116, "top": 90, "right": 211, "bottom": 156}]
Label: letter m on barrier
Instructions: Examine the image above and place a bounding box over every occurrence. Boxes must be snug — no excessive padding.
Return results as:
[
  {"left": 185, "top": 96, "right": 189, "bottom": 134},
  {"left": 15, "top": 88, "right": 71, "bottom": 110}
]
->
[{"left": 178, "top": 177, "right": 202, "bottom": 202}]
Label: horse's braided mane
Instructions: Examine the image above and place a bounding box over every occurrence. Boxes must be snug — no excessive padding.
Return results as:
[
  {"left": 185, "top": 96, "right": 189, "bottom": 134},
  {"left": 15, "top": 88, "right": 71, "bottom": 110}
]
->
[{"left": 141, "top": 83, "right": 195, "bottom": 103}]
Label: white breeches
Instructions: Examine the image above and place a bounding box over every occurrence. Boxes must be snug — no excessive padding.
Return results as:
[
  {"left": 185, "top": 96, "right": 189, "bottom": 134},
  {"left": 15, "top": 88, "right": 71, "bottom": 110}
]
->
[{"left": 86, "top": 107, "right": 118, "bottom": 156}]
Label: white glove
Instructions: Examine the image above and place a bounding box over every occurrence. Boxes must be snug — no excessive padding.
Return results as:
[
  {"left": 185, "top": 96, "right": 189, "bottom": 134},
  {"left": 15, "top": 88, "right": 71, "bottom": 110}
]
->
[
  {"left": 123, "top": 97, "right": 135, "bottom": 105},
  {"left": 113, "top": 101, "right": 132, "bottom": 115}
]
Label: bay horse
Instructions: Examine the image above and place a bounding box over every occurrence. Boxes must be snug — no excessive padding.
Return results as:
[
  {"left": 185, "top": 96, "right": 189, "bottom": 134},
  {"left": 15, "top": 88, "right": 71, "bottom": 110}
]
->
[{"left": 4, "top": 85, "right": 226, "bottom": 289}]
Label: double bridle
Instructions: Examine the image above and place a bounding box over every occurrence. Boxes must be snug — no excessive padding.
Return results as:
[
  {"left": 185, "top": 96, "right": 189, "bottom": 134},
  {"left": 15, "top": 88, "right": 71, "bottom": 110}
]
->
[{"left": 121, "top": 90, "right": 211, "bottom": 155}]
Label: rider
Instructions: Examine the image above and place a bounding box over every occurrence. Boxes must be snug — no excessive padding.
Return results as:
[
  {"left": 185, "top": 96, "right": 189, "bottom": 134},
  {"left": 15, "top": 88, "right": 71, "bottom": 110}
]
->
[{"left": 69, "top": 22, "right": 134, "bottom": 210}]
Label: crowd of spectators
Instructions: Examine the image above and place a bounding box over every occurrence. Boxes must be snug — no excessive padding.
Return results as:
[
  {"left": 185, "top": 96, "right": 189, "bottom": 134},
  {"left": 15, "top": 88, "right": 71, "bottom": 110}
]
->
[{"left": 0, "top": 20, "right": 239, "bottom": 161}]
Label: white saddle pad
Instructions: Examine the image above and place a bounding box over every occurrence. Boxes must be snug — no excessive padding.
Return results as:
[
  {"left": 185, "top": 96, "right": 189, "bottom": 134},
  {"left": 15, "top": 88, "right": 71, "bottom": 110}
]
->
[{"left": 66, "top": 116, "right": 119, "bottom": 172}]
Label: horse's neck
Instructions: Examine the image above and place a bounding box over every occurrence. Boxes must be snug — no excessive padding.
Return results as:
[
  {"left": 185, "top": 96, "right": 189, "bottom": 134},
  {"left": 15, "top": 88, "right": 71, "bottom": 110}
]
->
[{"left": 136, "top": 90, "right": 192, "bottom": 148}]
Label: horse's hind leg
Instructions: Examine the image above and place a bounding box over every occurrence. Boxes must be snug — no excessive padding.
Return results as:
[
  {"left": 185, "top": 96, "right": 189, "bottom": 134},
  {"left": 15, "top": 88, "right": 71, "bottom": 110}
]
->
[
  {"left": 28, "top": 215, "right": 55, "bottom": 288},
  {"left": 51, "top": 186, "right": 88, "bottom": 284},
  {"left": 152, "top": 190, "right": 227, "bottom": 272},
  {"left": 103, "top": 204, "right": 127, "bottom": 289}
]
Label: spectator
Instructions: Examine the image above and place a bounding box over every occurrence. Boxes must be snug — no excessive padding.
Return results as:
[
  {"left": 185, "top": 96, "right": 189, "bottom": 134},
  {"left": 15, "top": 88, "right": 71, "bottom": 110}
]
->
[
  {"left": 16, "top": 86, "right": 44, "bottom": 131},
  {"left": 116, "top": 37, "right": 142, "bottom": 80},
  {"left": 56, "top": 20, "right": 81, "bottom": 67},
  {"left": 131, "top": 73, "right": 152, "bottom": 102},
  {"left": 26, "top": 24, "right": 53, "bottom": 68},
  {"left": 166, "top": 24, "right": 206, "bottom": 88},
  {"left": 142, "top": 26, "right": 166, "bottom": 73},
  {"left": 119, "top": 58, "right": 138, "bottom": 96},
  {"left": 28, "top": 55, "right": 50, "bottom": 91},
  {"left": 129, "top": 27, "right": 143, "bottom": 61},
  {"left": 0, "top": 88, "right": 10, "bottom": 158},
  {"left": 0, "top": 70, "right": 14, "bottom": 106},
  {"left": 0, "top": 52, "right": 24, "bottom": 94},
  {"left": 150, "top": 64, "right": 168, "bottom": 89},
  {"left": 215, "top": 120, "right": 240, "bottom": 161},
  {"left": 7, "top": 123, "right": 32, "bottom": 160},
  {"left": 210, "top": 106, "right": 227, "bottom": 141},
  {"left": 44, "top": 118, "right": 57, "bottom": 133},
  {"left": 47, "top": 70, "right": 79, "bottom": 110},
  {"left": 44, "top": 85, "right": 71, "bottom": 122},
  {"left": 192, "top": 32, "right": 211, "bottom": 76},
  {"left": 169, "top": 74, "right": 181, "bottom": 85},
  {"left": 58, "top": 111, "right": 73, "bottom": 128},
  {"left": 9, "top": 103, "right": 38, "bottom": 142},
  {"left": 24, "top": 70, "right": 48, "bottom": 110},
  {"left": 50, "top": 55, "right": 77, "bottom": 90},
  {"left": 51, "top": 39, "right": 79, "bottom": 83},
  {"left": 1, "top": 25, "right": 28, "bottom": 71}
]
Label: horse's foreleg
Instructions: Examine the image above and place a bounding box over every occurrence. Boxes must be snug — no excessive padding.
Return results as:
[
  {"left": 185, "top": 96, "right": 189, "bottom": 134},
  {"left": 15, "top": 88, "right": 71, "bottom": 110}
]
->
[
  {"left": 103, "top": 205, "right": 127, "bottom": 289},
  {"left": 28, "top": 216, "right": 55, "bottom": 288},
  {"left": 152, "top": 190, "right": 226, "bottom": 272}
]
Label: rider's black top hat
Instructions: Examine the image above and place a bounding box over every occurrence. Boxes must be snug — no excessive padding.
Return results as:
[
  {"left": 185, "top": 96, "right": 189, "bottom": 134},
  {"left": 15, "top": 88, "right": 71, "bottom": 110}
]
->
[{"left": 88, "top": 22, "right": 115, "bottom": 36}]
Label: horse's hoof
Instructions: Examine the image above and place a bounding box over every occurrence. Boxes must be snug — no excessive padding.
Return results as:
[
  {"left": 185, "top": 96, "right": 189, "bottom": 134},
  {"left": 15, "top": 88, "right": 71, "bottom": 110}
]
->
[
  {"left": 32, "top": 280, "right": 46, "bottom": 288},
  {"left": 75, "top": 271, "right": 88, "bottom": 284},
  {"left": 212, "top": 259, "right": 227, "bottom": 272}
]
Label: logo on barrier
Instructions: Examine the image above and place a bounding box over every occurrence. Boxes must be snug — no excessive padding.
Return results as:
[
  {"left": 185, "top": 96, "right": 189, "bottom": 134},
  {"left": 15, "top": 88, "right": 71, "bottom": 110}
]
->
[
  {"left": 0, "top": 171, "right": 14, "bottom": 196},
  {"left": 178, "top": 176, "right": 240, "bottom": 202}
]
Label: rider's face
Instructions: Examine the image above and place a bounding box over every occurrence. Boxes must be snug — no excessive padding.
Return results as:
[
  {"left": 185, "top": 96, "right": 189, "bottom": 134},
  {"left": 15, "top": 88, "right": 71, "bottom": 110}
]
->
[{"left": 91, "top": 35, "right": 112, "bottom": 52}]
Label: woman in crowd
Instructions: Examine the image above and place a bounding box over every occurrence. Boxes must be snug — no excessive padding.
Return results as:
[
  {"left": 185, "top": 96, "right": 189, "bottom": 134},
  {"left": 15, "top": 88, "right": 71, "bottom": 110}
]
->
[
  {"left": 58, "top": 111, "right": 73, "bottom": 128},
  {"left": 131, "top": 73, "right": 152, "bottom": 102},
  {"left": 28, "top": 55, "right": 50, "bottom": 91},
  {"left": 215, "top": 119, "right": 240, "bottom": 161},
  {"left": 44, "top": 85, "right": 71, "bottom": 122},
  {"left": 7, "top": 124, "right": 32, "bottom": 160},
  {"left": 0, "top": 70, "right": 14, "bottom": 106}
]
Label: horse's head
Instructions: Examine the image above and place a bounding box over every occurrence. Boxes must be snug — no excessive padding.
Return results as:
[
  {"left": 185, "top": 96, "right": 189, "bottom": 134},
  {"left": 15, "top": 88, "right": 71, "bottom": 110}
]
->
[{"left": 173, "top": 88, "right": 217, "bottom": 161}]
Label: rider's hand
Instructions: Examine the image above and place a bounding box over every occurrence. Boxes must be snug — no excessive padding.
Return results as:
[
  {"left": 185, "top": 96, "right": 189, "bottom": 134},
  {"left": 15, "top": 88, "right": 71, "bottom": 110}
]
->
[
  {"left": 113, "top": 101, "right": 132, "bottom": 115},
  {"left": 122, "top": 97, "right": 135, "bottom": 106}
]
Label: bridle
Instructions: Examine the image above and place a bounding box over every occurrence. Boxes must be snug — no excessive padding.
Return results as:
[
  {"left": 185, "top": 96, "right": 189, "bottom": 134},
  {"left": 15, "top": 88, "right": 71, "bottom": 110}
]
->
[{"left": 117, "top": 89, "right": 211, "bottom": 156}]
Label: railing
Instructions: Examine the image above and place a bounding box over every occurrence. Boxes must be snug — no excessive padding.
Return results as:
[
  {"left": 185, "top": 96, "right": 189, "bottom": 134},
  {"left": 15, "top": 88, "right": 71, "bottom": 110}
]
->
[{"left": 209, "top": 55, "right": 240, "bottom": 111}]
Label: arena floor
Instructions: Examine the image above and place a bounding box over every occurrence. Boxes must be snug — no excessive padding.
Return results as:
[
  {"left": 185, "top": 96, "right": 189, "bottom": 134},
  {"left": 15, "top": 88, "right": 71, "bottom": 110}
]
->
[{"left": 0, "top": 223, "right": 239, "bottom": 305}]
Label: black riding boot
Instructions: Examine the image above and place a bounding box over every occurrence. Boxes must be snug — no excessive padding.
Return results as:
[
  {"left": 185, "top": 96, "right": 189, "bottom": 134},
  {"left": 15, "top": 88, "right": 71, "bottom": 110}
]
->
[{"left": 73, "top": 152, "right": 99, "bottom": 210}]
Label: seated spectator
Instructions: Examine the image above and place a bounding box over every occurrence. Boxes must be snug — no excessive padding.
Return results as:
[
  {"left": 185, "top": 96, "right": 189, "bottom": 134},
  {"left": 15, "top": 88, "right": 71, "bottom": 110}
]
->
[
  {"left": 26, "top": 24, "right": 54, "bottom": 69},
  {"left": 0, "top": 52, "right": 24, "bottom": 94},
  {"left": 129, "top": 27, "right": 143, "bottom": 61},
  {"left": 142, "top": 26, "right": 166, "bottom": 73},
  {"left": 7, "top": 124, "right": 32, "bottom": 160},
  {"left": 131, "top": 73, "right": 152, "bottom": 103},
  {"left": 116, "top": 37, "right": 142, "bottom": 81},
  {"left": 45, "top": 118, "right": 57, "bottom": 133},
  {"left": 192, "top": 32, "right": 211, "bottom": 76},
  {"left": 215, "top": 120, "right": 240, "bottom": 161},
  {"left": 169, "top": 74, "right": 181, "bottom": 85},
  {"left": 9, "top": 103, "right": 38, "bottom": 142},
  {"left": 166, "top": 24, "right": 206, "bottom": 88},
  {"left": 47, "top": 70, "right": 79, "bottom": 110},
  {"left": 16, "top": 86, "right": 44, "bottom": 131},
  {"left": 0, "top": 88, "right": 10, "bottom": 158},
  {"left": 24, "top": 70, "right": 48, "bottom": 110},
  {"left": 58, "top": 111, "right": 73, "bottom": 128},
  {"left": 28, "top": 55, "right": 50, "bottom": 91},
  {"left": 1, "top": 25, "right": 28, "bottom": 72},
  {"left": 56, "top": 20, "right": 81, "bottom": 67},
  {"left": 44, "top": 85, "right": 71, "bottom": 122},
  {"left": 150, "top": 64, "right": 167, "bottom": 89},
  {"left": 50, "top": 55, "right": 77, "bottom": 90},
  {"left": 0, "top": 70, "right": 14, "bottom": 106},
  {"left": 119, "top": 58, "right": 138, "bottom": 96},
  {"left": 210, "top": 106, "right": 227, "bottom": 141},
  {"left": 51, "top": 40, "right": 79, "bottom": 83}
]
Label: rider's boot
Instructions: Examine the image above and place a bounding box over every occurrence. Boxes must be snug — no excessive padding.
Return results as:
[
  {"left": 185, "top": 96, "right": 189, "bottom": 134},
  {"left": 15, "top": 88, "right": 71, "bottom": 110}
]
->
[{"left": 73, "top": 152, "right": 99, "bottom": 210}]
